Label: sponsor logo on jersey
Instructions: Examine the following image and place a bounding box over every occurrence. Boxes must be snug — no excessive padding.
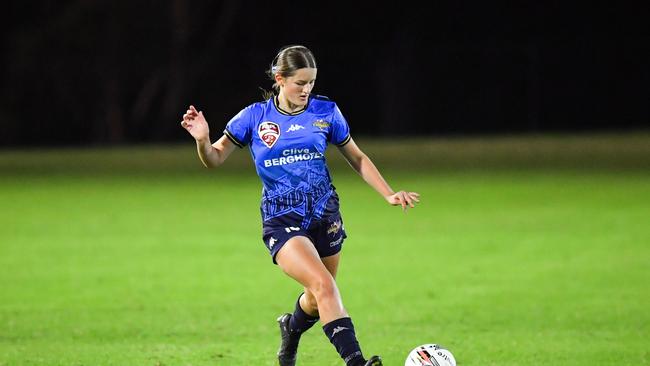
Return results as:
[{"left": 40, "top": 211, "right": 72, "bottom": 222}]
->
[
  {"left": 286, "top": 124, "right": 305, "bottom": 132},
  {"left": 312, "top": 119, "right": 330, "bottom": 130},
  {"left": 259, "top": 121, "right": 280, "bottom": 148},
  {"left": 263, "top": 148, "right": 324, "bottom": 167},
  {"left": 327, "top": 219, "right": 342, "bottom": 235}
]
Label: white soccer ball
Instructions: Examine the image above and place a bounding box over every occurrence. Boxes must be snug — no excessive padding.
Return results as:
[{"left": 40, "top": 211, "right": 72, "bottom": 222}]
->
[{"left": 404, "top": 344, "right": 456, "bottom": 366}]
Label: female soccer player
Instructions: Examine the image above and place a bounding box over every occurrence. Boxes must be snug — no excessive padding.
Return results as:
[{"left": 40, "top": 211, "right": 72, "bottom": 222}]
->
[{"left": 181, "top": 45, "right": 419, "bottom": 366}]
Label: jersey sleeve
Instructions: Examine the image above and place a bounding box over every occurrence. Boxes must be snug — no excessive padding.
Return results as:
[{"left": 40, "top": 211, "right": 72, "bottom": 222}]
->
[
  {"left": 223, "top": 106, "right": 255, "bottom": 148},
  {"left": 329, "top": 104, "right": 351, "bottom": 146}
]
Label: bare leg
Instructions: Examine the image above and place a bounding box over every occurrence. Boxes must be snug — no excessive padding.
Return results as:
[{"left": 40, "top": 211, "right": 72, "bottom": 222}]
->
[
  {"left": 275, "top": 236, "right": 347, "bottom": 324},
  {"left": 299, "top": 252, "right": 340, "bottom": 317},
  {"left": 276, "top": 237, "right": 375, "bottom": 365}
]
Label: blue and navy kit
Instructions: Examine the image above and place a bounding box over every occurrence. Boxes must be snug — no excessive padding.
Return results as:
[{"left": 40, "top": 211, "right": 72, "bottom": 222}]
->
[{"left": 224, "top": 95, "right": 350, "bottom": 261}]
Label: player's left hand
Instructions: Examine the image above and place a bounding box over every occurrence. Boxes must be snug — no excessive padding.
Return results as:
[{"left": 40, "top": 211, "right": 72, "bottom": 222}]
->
[{"left": 386, "top": 191, "right": 420, "bottom": 211}]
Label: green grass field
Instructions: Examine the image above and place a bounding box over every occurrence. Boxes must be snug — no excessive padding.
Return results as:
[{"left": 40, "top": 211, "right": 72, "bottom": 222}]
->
[{"left": 1, "top": 132, "right": 649, "bottom": 365}]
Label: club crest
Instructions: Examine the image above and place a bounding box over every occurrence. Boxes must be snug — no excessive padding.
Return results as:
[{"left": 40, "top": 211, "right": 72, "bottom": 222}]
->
[{"left": 258, "top": 121, "right": 280, "bottom": 148}]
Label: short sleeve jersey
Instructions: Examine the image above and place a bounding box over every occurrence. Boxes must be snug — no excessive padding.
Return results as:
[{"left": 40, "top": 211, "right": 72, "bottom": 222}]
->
[{"left": 224, "top": 95, "right": 351, "bottom": 227}]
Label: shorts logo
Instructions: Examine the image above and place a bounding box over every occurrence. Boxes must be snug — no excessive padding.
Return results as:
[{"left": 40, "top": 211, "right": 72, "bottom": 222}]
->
[
  {"left": 313, "top": 119, "right": 330, "bottom": 130},
  {"left": 329, "top": 236, "right": 343, "bottom": 247},
  {"left": 269, "top": 237, "right": 277, "bottom": 249},
  {"left": 259, "top": 121, "right": 280, "bottom": 148},
  {"left": 327, "top": 220, "right": 342, "bottom": 235}
]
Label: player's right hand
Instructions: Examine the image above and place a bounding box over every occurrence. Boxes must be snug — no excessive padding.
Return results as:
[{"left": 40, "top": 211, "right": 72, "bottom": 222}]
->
[{"left": 180, "top": 105, "right": 210, "bottom": 141}]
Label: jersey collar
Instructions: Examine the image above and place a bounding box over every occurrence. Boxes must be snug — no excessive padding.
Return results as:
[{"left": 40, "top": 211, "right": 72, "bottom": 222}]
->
[{"left": 273, "top": 95, "right": 309, "bottom": 116}]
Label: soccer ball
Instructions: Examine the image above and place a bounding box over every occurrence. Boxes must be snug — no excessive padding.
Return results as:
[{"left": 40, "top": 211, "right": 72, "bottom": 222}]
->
[{"left": 404, "top": 344, "right": 456, "bottom": 366}]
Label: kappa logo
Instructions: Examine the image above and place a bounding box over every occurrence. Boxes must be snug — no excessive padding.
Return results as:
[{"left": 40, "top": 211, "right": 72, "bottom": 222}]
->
[
  {"left": 259, "top": 121, "right": 280, "bottom": 148},
  {"left": 286, "top": 124, "right": 305, "bottom": 132},
  {"left": 312, "top": 119, "right": 330, "bottom": 130},
  {"left": 331, "top": 326, "right": 349, "bottom": 337},
  {"left": 269, "top": 237, "right": 277, "bottom": 249}
]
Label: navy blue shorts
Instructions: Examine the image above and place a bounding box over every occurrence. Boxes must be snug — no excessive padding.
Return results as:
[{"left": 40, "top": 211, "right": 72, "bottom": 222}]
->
[{"left": 262, "top": 212, "right": 347, "bottom": 264}]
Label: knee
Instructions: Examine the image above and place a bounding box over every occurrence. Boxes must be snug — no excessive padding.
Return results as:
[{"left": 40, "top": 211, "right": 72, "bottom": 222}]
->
[{"left": 309, "top": 276, "right": 338, "bottom": 301}]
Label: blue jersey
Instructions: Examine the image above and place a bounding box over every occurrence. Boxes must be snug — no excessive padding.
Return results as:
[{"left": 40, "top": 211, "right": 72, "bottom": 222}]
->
[{"left": 224, "top": 95, "right": 351, "bottom": 227}]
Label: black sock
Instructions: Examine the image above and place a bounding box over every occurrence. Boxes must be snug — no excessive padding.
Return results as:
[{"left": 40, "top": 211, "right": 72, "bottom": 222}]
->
[
  {"left": 323, "top": 317, "right": 365, "bottom": 366},
  {"left": 289, "top": 293, "right": 320, "bottom": 334}
]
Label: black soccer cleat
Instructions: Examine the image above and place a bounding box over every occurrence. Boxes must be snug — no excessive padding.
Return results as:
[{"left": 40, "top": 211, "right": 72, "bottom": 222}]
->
[
  {"left": 277, "top": 313, "right": 301, "bottom": 366},
  {"left": 364, "top": 355, "right": 383, "bottom": 366}
]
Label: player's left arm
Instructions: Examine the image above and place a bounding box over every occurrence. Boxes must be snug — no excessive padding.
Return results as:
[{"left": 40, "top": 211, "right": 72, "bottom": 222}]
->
[{"left": 337, "top": 138, "right": 420, "bottom": 211}]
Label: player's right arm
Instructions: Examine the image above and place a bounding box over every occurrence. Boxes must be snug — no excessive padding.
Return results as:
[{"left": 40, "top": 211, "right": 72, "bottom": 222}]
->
[{"left": 181, "top": 105, "right": 237, "bottom": 168}]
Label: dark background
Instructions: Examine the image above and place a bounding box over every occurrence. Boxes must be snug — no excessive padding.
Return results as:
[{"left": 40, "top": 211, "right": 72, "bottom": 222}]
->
[{"left": 1, "top": 1, "right": 647, "bottom": 147}]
